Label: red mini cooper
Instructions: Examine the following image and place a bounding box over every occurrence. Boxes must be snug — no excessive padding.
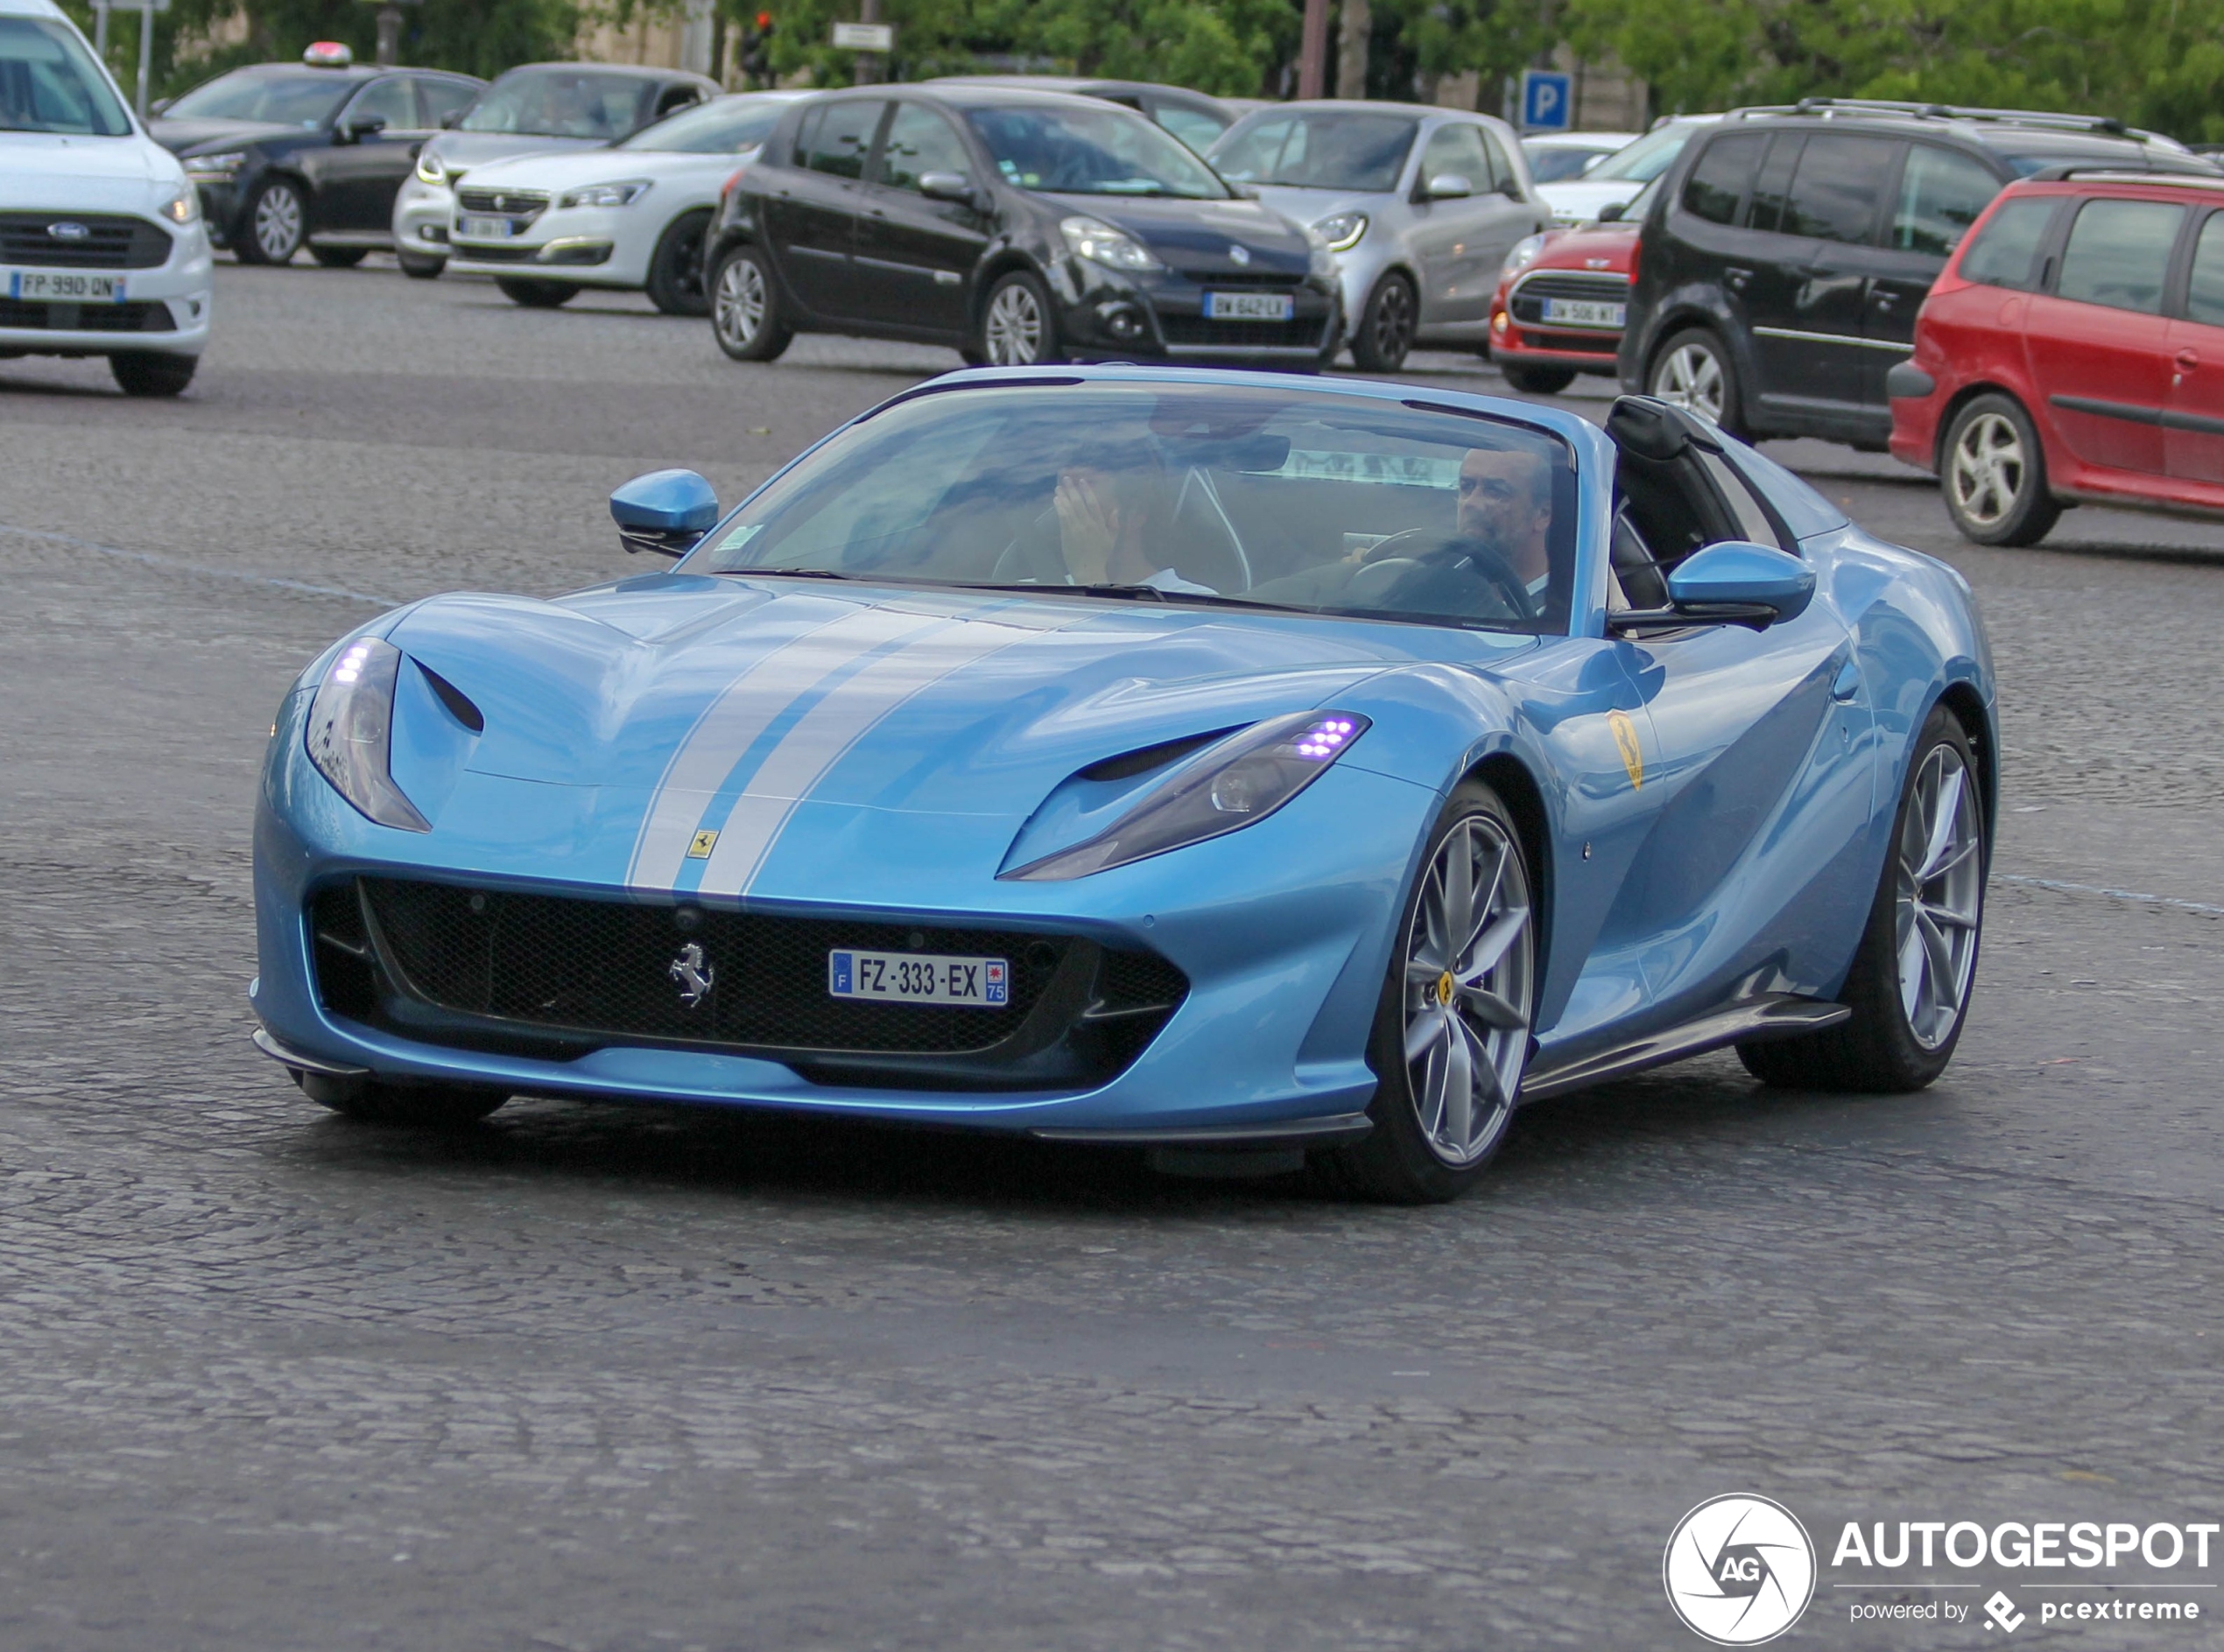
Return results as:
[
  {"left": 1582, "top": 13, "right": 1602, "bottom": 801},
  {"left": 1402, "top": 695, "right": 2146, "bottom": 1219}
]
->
[
  {"left": 1489, "top": 213, "right": 1639, "bottom": 395},
  {"left": 1890, "top": 170, "right": 2224, "bottom": 543}
]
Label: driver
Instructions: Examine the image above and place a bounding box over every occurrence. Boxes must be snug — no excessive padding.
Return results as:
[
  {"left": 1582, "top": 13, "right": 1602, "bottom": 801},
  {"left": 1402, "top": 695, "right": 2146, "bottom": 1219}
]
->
[{"left": 1453, "top": 446, "right": 1555, "bottom": 599}]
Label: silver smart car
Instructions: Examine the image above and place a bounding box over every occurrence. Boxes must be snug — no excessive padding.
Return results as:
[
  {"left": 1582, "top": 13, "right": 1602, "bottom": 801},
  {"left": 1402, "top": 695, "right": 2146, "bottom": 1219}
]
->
[{"left": 1209, "top": 101, "right": 1549, "bottom": 373}]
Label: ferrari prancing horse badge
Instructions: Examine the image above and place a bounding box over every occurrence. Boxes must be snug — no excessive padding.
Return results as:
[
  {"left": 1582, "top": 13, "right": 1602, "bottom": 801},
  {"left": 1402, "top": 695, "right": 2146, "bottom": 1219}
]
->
[{"left": 1607, "top": 709, "right": 1643, "bottom": 790}]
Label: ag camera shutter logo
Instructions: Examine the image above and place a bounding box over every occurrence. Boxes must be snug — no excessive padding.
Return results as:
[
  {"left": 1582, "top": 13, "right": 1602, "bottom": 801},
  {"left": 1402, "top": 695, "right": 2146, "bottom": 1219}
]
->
[{"left": 1664, "top": 1494, "right": 1817, "bottom": 1644}]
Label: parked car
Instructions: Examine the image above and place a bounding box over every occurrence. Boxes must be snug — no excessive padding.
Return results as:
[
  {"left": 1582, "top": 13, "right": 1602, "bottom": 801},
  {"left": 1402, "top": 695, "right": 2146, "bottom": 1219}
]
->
[
  {"left": 250, "top": 369, "right": 1997, "bottom": 1203},
  {"left": 151, "top": 44, "right": 481, "bottom": 266},
  {"left": 1890, "top": 170, "right": 2224, "bottom": 544},
  {"left": 1207, "top": 101, "right": 1547, "bottom": 372},
  {"left": 1488, "top": 181, "right": 1648, "bottom": 393},
  {"left": 1538, "top": 116, "right": 1717, "bottom": 225},
  {"left": 929, "top": 74, "right": 1236, "bottom": 154},
  {"left": 1618, "top": 100, "right": 2217, "bottom": 447},
  {"left": 1521, "top": 130, "right": 1640, "bottom": 186},
  {"left": 392, "top": 61, "right": 721, "bottom": 279},
  {"left": 705, "top": 88, "right": 1340, "bottom": 369},
  {"left": 443, "top": 91, "right": 806, "bottom": 313},
  {"left": 0, "top": 0, "right": 211, "bottom": 395}
]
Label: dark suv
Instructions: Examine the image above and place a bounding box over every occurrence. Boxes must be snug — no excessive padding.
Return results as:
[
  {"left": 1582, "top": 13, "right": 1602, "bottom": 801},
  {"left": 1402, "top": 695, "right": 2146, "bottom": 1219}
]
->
[{"left": 1617, "top": 100, "right": 2218, "bottom": 446}]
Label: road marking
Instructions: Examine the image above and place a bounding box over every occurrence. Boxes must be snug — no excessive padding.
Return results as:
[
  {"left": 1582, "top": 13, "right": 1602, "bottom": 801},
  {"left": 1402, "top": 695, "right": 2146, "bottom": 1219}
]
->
[{"left": 1996, "top": 873, "right": 2224, "bottom": 917}]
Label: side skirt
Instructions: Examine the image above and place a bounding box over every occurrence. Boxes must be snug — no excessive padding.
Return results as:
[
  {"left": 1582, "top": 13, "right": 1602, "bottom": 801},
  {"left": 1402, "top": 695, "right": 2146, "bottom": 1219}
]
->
[{"left": 1520, "top": 995, "right": 1849, "bottom": 1102}]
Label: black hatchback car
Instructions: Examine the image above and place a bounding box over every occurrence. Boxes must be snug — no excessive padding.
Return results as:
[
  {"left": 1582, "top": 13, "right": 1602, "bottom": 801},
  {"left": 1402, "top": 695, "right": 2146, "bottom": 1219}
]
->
[
  {"left": 1616, "top": 99, "right": 2218, "bottom": 446},
  {"left": 703, "top": 87, "right": 1341, "bottom": 369},
  {"left": 152, "top": 46, "right": 483, "bottom": 266}
]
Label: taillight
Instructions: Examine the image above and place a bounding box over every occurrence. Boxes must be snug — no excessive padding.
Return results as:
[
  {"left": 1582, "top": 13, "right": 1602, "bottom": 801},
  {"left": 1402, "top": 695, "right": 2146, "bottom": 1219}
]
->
[
  {"left": 1625, "top": 236, "right": 1640, "bottom": 291},
  {"left": 720, "top": 169, "right": 744, "bottom": 200}
]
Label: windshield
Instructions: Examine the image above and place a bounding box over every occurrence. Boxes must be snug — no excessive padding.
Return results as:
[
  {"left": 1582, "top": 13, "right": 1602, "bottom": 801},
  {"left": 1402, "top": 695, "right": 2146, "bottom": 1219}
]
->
[
  {"left": 0, "top": 16, "right": 130, "bottom": 136},
  {"left": 1583, "top": 122, "right": 1699, "bottom": 184},
  {"left": 963, "top": 103, "right": 1228, "bottom": 198},
  {"left": 1209, "top": 112, "right": 1418, "bottom": 192},
  {"left": 619, "top": 94, "right": 784, "bottom": 153},
  {"left": 461, "top": 68, "right": 655, "bottom": 138},
  {"left": 166, "top": 67, "right": 355, "bottom": 127},
  {"left": 1524, "top": 142, "right": 1619, "bottom": 183},
  {"left": 693, "top": 385, "right": 1576, "bottom": 636}
]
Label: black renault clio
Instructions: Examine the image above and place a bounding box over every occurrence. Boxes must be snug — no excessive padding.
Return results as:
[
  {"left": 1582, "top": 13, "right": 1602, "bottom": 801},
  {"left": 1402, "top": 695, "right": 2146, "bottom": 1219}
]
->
[{"left": 704, "top": 86, "right": 1341, "bottom": 368}]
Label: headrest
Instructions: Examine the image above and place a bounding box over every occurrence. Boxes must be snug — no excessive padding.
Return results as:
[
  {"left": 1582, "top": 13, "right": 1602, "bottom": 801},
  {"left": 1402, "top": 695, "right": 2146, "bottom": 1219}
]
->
[{"left": 1606, "top": 395, "right": 1723, "bottom": 461}]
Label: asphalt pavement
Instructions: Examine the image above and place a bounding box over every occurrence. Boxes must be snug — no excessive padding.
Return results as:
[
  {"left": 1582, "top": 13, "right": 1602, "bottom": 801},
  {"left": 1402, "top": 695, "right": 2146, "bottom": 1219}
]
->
[{"left": 2, "top": 263, "right": 2220, "bottom": 1651}]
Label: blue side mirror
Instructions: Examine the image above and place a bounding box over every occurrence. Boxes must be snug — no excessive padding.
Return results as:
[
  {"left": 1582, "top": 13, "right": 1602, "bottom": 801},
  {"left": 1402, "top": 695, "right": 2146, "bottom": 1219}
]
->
[
  {"left": 610, "top": 468, "right": 718, "bottom": 559},
  {"left": 1665, "top": 541, "right": 1814, "bottom": 628}
]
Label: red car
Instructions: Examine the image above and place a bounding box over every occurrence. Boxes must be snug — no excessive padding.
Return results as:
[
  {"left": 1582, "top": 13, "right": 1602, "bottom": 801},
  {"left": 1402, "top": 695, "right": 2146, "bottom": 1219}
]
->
[
  {"left": 1890, "top": 170, "right": 2224, "bottom": 544},
  {"left": 1489, "top": 215, "right": 1637, "bottom": 394}
]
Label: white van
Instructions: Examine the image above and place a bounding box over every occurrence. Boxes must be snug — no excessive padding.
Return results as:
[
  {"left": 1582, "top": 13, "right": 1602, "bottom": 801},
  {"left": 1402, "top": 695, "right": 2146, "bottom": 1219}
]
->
[{"left": 0, "top": 0, "right": 212, "bottom": 394}]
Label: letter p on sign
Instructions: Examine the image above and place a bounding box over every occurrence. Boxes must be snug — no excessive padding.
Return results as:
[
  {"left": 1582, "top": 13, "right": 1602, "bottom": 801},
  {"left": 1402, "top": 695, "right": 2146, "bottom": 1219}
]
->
[{"left": 1521, "top": 69, "right": 1572, "bottom": 132}]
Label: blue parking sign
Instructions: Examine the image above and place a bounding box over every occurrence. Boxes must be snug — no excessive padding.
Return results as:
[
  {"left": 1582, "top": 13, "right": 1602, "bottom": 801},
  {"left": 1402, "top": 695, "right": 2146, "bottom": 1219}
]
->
[{"left": 1520, "top": 69, "right": 1573, "bottom": 132}]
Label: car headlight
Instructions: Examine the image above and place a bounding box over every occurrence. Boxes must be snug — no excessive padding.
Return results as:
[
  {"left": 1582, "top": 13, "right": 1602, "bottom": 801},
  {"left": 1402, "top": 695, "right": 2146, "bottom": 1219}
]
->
[
  {"left": 182, "top": 151, "right": 244, "bottom": 179},
  {"left": 558, "top": 179, "right": 652, "bottom": 209},
  {"left": 304, "top": 637, "right": 431, "bottom": 833},
  {"left": 1003, "top": 712, "right": 1369, "bottom": 881},
  {"left": 1060, "top": 215, "right": 1163, "bottom": 273},
  {"left": 415, "top": 150, "right": 447, "bottom": 185},
  {"left": 159, "top": 185, "right": 199, "bottom": 225},
  {"left": 1311, "top": 211, "right": 1367, "bottom": 252},
  {"left": 1499, "top": 234, "right": 1547, "bottom": 282}
]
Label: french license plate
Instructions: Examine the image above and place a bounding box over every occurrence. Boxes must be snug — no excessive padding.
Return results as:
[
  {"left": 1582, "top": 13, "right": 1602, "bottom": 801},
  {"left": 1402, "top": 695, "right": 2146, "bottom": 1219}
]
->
[
  {"left": 1203, "top": 290, "right": 1293, "bottom": 321},
  {"left": 456, "top": 215, "right": 515, "bottom": 239},
  {"left": 828, "top": 949, "right": 1010, "bottom": 1008},
  {"left": 1540, "top": 297, "right": 1624, "bottom": 328},
  {"left": 8, "top": 271, "right": 124, "bottom": 302}
]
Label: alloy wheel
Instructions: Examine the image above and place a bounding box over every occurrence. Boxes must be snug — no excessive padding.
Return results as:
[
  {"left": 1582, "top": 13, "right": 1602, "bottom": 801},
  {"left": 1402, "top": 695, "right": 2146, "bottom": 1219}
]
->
[
  {"left": 1369, "top": 279, "right": 1414, "bottom": 363},
  {"left": 1399, "top": 815, "right": 1534, "bottom": 1167},
  {"left": 983, "top": 284, "right": 1045, "bottom": 365},
  {"left": 1948, "top": 411, "right": 2025, "bottom": 528},
  {"left": 1652, "top": 341, "right": 1725, "bottom": 422},
  {"left": 1895, "top": 743, "right": 1982, "bottom": 1050},
  {"left": 255, "top": 185, "right": 303, "bottom": 262},
  {"left": 715, "top": 257, "right": 766, "bottom": 348}
]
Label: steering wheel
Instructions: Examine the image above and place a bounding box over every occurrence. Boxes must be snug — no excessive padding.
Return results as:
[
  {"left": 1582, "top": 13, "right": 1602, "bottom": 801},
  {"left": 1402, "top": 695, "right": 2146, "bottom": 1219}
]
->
[{"left": 1355, "top": 530, "right": 1539, "bottom": 624}]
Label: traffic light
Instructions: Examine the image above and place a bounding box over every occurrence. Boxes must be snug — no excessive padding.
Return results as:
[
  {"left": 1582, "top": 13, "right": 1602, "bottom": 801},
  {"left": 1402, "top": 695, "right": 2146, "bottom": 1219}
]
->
[{"left": 741, "top": 11, "right": 775, "bottom": 86}]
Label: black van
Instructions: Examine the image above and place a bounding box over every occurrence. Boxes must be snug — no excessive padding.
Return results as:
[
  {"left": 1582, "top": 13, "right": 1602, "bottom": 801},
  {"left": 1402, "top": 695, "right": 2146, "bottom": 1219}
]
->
[{"left": 1616, "top": 100, "right": 2216, "bottom": 446}]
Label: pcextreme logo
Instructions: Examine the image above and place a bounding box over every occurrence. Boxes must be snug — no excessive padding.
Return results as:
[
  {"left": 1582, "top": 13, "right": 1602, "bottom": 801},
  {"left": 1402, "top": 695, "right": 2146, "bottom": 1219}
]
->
[{"left": 1664, "top": 1494, "right": 1819, "bottom": 1645}]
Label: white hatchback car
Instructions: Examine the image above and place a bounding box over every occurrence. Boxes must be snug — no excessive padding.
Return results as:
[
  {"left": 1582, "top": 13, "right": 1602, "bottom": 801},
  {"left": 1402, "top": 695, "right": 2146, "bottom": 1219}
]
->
[
  {"left": 447, "top": 90, "right": 805, "bottom": 313},
  {"left": 0, "top": 0, "right": 212, "bottom": 395}
]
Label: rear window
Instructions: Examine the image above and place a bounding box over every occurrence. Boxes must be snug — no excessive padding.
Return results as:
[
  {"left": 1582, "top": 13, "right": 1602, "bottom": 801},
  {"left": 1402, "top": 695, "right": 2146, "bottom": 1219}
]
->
[
  {"left": 1679, "top": 133, "right": 1764, "bottom": 226},
  {"left": 1956, "top": 197, "right": 2058, "bottom": 289},
  {"left": 2055, "top": 198, "right": 2185, "bottom": 313}
]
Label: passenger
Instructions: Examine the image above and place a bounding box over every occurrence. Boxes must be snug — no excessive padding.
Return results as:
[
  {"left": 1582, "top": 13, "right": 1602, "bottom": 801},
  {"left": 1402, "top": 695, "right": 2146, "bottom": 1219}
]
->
[{"left": 1049, "top": 447, "right": 1215, "bottom": 594}]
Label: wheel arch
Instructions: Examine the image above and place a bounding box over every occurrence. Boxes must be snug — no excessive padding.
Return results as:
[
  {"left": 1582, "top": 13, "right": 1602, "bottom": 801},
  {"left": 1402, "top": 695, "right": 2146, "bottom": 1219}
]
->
[
  {"left": 967, "top": 251, "right": 1052, "bottom": 332},
  {"left": 1931, "top": 380, "right": 2038, "bottom": 477},
  {"left": 1932, "top": 680, "right": 1998, "bottom": 843},
  {"left": 1464, "top": 750, "right": 1555, "bottom": 1003}
]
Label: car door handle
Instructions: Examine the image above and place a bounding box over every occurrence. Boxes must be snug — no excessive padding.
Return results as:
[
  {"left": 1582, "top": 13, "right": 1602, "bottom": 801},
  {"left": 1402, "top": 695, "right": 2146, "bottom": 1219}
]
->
[
  {"left": 1725, "top": 265, "right": 1753, "bottom": 291},
  {"left": 1871, "top": 288, "right": 1897, "bottom": 307},
  {"left": 2177, "top": 348, "right": 2200, "bottom": 371},
  {"left": 1831, "top": 657, "right": 1862, "bottom": 702}
]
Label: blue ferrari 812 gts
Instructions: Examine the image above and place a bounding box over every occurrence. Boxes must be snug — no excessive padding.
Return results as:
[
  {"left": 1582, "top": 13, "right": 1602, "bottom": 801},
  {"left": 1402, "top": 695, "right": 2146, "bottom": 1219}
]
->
[{"left": 252, "top": 368, "right": 1995, "bottom": 1201}]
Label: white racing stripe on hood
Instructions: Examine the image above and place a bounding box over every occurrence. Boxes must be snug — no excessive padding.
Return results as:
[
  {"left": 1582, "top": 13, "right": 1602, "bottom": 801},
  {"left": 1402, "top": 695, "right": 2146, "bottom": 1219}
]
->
[
  {"left": 626, "top": 604, "right": 951, "bottom": 889},
  {"left": 694, "top": 608, "right": 1094, "bottom": 896}
]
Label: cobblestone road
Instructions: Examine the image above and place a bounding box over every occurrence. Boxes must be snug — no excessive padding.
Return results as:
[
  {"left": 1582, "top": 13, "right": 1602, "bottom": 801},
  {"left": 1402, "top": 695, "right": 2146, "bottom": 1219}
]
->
[{"left": 1, "top": 265, "right": 2219, "bottom": 1650}]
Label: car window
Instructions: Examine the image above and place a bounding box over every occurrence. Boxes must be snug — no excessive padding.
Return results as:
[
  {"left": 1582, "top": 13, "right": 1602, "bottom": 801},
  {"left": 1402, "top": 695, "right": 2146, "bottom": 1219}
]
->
[
  {"left": 342, "top": 77, "right": 417, "bottom": 131},
  {"left": 167, "top": 68, "right": 357, "bottom": 127},
  {"left": 2185, "top": 213, "right": 2224, "bottom": 327},
  {"left": 1153, "top": 105, "right": 1227, "bottom": 153},
  {"left": 802, "top": 98, "right": 885, "bottom": 179},
  {"left": 964, "top": 102, "right": 1226, "bottom": 198},
  {"left": 1782, "top": 135, "right": 1898, "bottom": 244},
  {"left": 1679, "top": 133, "right": 1764, "bottom": 226},
  {"left": 1209, "top": 112, "right": 1418, "bottom": 192},
  {"left": 1956, "top": 197, "right": 2058, "bottom": 290},
  {"left": 877, "top": 103, "right": 971, "bottom": 191},
  {"left": 1585, "top": 122, "right": 1696, "bottom": 184},
  {"left": 2055, "top": 198, "right": 2185, "bottom": 313},
  {"left": 1891, "top": 146, "right": 2002, "bottom": 257},
  {"left": 655, "top": 82, "right": 705, "bottom": 118},
  {"left": 695, "top": 384, "right": 1579, "bottom": 636},
  {"left": 456, "top": 69, "right": 656, "bottom": 138},
  {"left": 1420, "top": 123, "right": 1493, "bottom": 191},
  {"left": 0, "top": 15, "right": 130, "bottom": 137},
  {"left": 413, "top": 76, "right": 475, "bottom": 130},
  {"left": 1480, "top": 131, "right": 1518, "bottom": 193},
  {"left": 620, "top": 94, "right": 786, "bottom": 153},
  {"left": 1525, "top": 143, "right": 1615, "bottom": 184}
]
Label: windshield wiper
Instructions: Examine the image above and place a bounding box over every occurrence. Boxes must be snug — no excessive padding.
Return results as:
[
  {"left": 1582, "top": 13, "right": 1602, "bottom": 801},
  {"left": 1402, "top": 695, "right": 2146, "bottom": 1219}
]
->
[
  {"left": 734, "top": 566, "right": 858, "bottom": 580},
  {"left": 972, "top": 580, "right": 1173, "bottom": 601}
]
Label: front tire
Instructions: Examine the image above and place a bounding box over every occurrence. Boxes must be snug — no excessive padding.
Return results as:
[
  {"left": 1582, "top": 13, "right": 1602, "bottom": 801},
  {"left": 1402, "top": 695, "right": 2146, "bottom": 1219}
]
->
[
  {"left": 1349, "top": 271, "right": 1417, "bottom": 374},
  {"left": 1940, "top": 392, "right": 2060, "bottom": 546},
  {"left": 645, "top": 208, "right": 714, "bottom": 316},
  {"left": 310, "top": 245, "right": 368, "bottom": 269},
  {"left": 976, "top": 271, "right": 1060, "bottom": 366},
  {"left": 238, "top": 178, "right": 306, "bottom": 265},
  {"left": 496, "top": 277, "right": 581, "bottom": 308},
  {"left": 1318, "top": 781, "right": 1538, "bottom": 1203},
  {"left": 1648, "top": 327, "right": 1742, "bottom": 433},
  {"left": 710, "top": 244, "right": 792, "bottom": 361},
  {"left": 1499, "top": 362, "right": 1576, "bottom": 395},
  {"left": 397, "top": 250, "right": 446, "bottom": 280},
  {"left": 109, "top": 351, "right": 197, "bottom": 397},
  {"left": 1739, "top": 705, "right": 1987, "bottom": 1093}
]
